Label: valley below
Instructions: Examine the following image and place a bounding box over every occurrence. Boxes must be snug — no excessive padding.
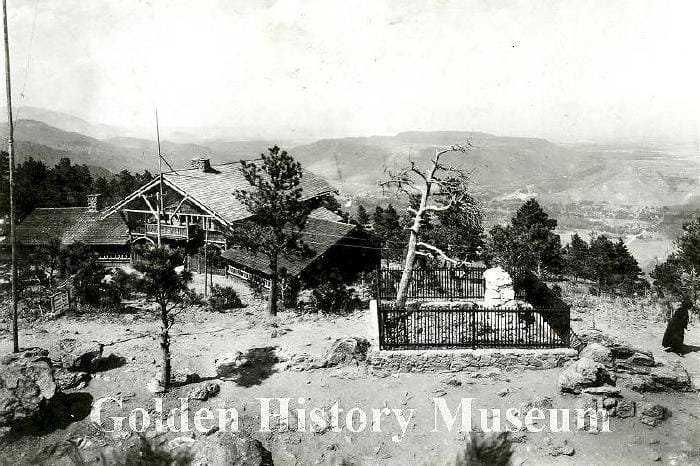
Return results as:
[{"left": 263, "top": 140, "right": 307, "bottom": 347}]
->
[{"left": 2, "top": 107, "right": 698, "bottom": 271}]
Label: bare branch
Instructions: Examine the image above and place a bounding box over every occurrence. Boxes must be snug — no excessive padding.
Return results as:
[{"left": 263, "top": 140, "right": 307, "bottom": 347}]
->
[
  {"left": 416, "top": 241, "right": 461, "bottom": 265},
  {"left": 424, "top": 203, "right": 453, "bottom": 213},
  {"left": 409, "top": 161, "right": 428, "bottom": 182}
]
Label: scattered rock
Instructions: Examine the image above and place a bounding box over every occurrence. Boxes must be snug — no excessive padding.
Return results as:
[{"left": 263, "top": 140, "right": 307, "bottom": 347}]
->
[
  {"left": 282, "top": 352, "right": 320, "bottom": 372},
  {"left": 574, "top": 395, "right": 599, "bottom": 412},
  {"left": 623, "top": 363, "right": 692, "bottom": 393},
  {"left": 626, "top": 352, "right": 655, "bottom": 367},
  {"left": 168, "top": 431, "right": 274, "bottom": 465},
  {"left": 189, "top": 381, "right": 221, "bottom": 401},
  {"left": 0, "top": 347, "right": 48, "bottom": 364},
  {"left": 146, "top": 379, "right": 165, "bottom": 394},
  {"left": 622, "top": 375, "right": 656, "bottom": 393},
  {"left": 172, "top": 369, "right": 201, "bottom": 386},
  {"left": 581, "top": 385, "right": 621, "bottom": 397},
  {"left": 0, "top": 350, "right": 58, "bottom": 430},
  {"left": 215, "top": 352, "right": 247, "bottom": 379},
  {"left": 442, "top": 376, "right": 462, "bottom": 387},
  {"left": 550, "top": 445, "right": 575, "bottom": 457},
  {"left": 558, "top": 357, "right": 615, "bottom": 394},
  {"left": 89, "top": 353, "right": 126, "bottom": 372},
  {"left": 638, "top": 403, "right": 669, "bottom": 427},
  {"left": 496, "top": 388, "right": 510, "bottom": 397},
  {"left": 547, "top": 439, "right": 575, "bottom": 457},
  {"left": 53, "top": 367, "right": 91, "bottom": 391},
  {"left": 616, "top": 400, "right": 636, "bottom": 418},
  {"left": 602, "top": 398, "right": 617, "bottom": 409},
  {"left": 324, "top": 337, "right": 370, "bottom": 367},
  {"left": 576, "top": 329, "right": 651, "bottom": 361},
  {"left": 53, "top": 339, "right": 104, "bottom": 372},
  {"left": 580, "top": 343, "right": 613, "bottom": 364},
  {"left": 520, "top": 395, "right": 553, "bottom": 411},
  {"left": 649, "top": 364, "right": 692, "bottom": 391}
]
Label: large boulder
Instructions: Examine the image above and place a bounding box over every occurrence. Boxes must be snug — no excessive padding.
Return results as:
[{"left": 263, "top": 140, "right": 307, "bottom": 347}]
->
[
  {"left": 53, "top": 339, "right": 104, "bottom": 372},
  {"left": 616, "top": 399, "right": 636, "bottom": 418},
  {"left": 0, "top": 349, "right": 58, "bottom": 430},
  {"left": 169, "top": 431, "right": 274, "bottom": 466},
  {"left": 579, "top": 343, "right": 613, "bottom": 364},
  {"left": 53, "top": 367, "right": 91, "bottom": 391},
  {"left": 558, "top": 357, "right": 615, "bottom": 394},
  {"left": 649, "top": 364, "right": 692, "bottom": 391},
  {"left": 576, "top": 329, "right": 652, "bottom": 361},
  {"left": 324, "top": 337, "right": 370, "bottom": 367},
  {"left": 483, "top": 267, "right": 515, "bottom": 307},
  {"left": 638, "top": 403, "right": 669, "bottom": 427},
  {"left": 31, "top": 432, "right": 273, "bottom": 466}
]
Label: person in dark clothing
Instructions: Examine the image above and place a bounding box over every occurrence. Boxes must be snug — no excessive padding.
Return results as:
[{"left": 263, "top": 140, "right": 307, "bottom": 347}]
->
[{"left": 662, "top": 298, "right": 692, "bottom": 354}]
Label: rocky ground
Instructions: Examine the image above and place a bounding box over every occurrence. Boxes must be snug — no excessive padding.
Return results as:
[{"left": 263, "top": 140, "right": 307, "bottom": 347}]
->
[{"left": 0, "top": 276, "right": 699, "bottom": 465}]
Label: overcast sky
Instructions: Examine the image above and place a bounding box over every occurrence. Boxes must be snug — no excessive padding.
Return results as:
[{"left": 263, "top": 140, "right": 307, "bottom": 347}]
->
[{"left": 2, "top": 0, "right": 698, "bottom": 142}]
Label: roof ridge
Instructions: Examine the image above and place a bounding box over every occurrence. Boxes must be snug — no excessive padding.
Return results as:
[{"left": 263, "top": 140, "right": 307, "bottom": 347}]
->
[
  {"left": 165, "top": 159, "right": 264, "bottom": 174},
  {"left": 33, "top": 206, "right": 88, "bottom": 211}
]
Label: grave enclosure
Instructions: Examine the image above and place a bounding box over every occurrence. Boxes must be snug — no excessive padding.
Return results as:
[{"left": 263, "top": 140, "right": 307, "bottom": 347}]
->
[{"left": 373, "top": 266, "right": 571, "bottom": 351}]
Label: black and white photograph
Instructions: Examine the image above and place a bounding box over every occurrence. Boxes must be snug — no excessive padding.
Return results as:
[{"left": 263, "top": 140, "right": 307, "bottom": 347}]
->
[{"left": 0, "top": 1, "right": 698, "bottom": 464}]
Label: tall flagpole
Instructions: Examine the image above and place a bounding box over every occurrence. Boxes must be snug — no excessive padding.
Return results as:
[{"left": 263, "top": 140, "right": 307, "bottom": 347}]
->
[
  {"left": 155, "top": 109, "right": 162, "bottom": 247},
  {"left": 3, "top": 0, "right": 18, "bottom": 353}
]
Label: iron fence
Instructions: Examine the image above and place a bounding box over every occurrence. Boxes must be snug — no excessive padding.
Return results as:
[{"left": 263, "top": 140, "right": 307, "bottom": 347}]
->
[
  {"left": 377, "top": 267, "right": 527, "bottom": 301},
  {"left": 377, "top": 305, "right": 570, "bottom": 349}
]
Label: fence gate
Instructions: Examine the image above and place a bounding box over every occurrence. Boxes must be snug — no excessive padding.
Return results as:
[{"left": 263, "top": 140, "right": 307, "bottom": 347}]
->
[
  {"left": 50, "top": 288, "right": 72, "bottom": 315},
  {"left": 50, "top": 278, "right": 73, "bottom": 315}
]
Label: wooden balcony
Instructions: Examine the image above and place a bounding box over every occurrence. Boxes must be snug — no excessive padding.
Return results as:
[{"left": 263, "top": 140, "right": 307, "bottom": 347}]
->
[
  {"left": 135, "top": 222, "right": 226, "bottom": 245},
  {"left": 145, "top": 222, "right": 188, "bottom": 239}
]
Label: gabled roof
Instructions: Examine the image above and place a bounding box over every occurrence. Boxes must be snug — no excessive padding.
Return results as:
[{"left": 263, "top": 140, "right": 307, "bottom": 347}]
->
[
  {"left": 221, "top": 216, "right": 357, "bottom": 277},
  {"left": 308, "top": 206, "right": 344, "bottom": 222},
  {"left": 102, "top": 161, "right": 337, "bottom": 226},
  {"left": 17, "top": 208, "right": 129, "bottom": 246}
]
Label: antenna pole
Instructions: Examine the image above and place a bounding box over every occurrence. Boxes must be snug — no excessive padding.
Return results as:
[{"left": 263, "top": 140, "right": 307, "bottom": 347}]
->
[
  {"left": 155, "top": 109, "right": 162, "bottom": 247},
  {"left": 3, "top": 0, "right": 18, "bottom": 353}
]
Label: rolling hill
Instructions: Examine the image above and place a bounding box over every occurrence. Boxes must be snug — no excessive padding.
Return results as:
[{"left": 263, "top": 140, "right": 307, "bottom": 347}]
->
[
  {"left": 289, "top": 131, "right": 602, "bottom": 194},
  {"left": 0, "top": 107, "right": 696, "bottom": 208}
]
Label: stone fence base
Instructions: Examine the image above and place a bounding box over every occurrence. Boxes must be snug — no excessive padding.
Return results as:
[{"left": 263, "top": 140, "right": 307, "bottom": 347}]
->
[{"left": 367, "top": 347, "right": 577, "bottom": 373}]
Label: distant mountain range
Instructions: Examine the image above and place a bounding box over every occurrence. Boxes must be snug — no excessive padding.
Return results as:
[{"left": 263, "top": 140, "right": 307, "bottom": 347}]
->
[{"left": 0, "top": 107, "right": 697, "bottom": 207}]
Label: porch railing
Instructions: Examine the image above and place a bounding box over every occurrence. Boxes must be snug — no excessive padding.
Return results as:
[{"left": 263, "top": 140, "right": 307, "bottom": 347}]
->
[{"left": 145, "top": 222, "right": 188, "bottom": 239}]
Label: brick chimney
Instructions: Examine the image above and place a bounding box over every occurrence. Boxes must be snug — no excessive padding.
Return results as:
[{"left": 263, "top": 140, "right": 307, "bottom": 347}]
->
[
  {"left": 190, "top": 158, "right": 212, "bottom": 172},
  {"left": 87, "top": 194, "right": 101, "bottom": 212}
]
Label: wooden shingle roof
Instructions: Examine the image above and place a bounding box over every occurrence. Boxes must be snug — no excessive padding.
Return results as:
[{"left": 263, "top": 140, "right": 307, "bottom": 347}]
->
[
  {"left": 17, "top": 208, "right": 129, "bottom": 246},
  {"left": 161, "top": 161, "right": 337, "bottom": 225},
  {"left": 221, "top": 216, "right": 357, "bottom": 277}
]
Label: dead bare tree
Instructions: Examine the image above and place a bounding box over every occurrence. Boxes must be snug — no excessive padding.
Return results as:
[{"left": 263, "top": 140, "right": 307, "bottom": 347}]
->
[{"left": 380, "top": 143, "right": 475, "bottom": 308}]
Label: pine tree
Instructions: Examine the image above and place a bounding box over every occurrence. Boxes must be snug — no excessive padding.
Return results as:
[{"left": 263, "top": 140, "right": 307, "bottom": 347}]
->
[
  {"left": 132, "top": 246, "right": 192, "bottom": 391},
  {"left": 430, "top": 195, "right": 484, "bottom": 262},
  {"left": 652, "top": 217, "right": 700, "bottom": 308},
  {"left": 356, "top": 204, "right": 370, "bottom": 225},
  {"left": 483, "top": 199, "right": 562, "bottom": 274},
  {"left": 564, "top": 233, "right": 589, "bottom": 281},
  {"left": 232, "top": 146, "right": 312, "bottom": 316},
  {"left": 587, "top": 234, "right": 647, "bottom": 294}
]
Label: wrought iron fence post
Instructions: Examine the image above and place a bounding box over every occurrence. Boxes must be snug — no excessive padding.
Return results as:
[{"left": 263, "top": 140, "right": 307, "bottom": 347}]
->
[{"left": 470, "top": 310, "right": 476, "bottom": 350}]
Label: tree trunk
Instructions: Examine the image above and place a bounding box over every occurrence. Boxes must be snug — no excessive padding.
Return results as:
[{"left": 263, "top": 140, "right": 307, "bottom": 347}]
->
[
  {"left": 395, "top": 229, "right": 418, "bottom": 308},
  {"left": 395, "top": 187, "right": 430, "bottom": 308},
  {"left": 160, "top": 303, "right": 171, "bottom": 390},
  {"left": 268, "top": 253, "right": 279, "bottom": 316}
]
